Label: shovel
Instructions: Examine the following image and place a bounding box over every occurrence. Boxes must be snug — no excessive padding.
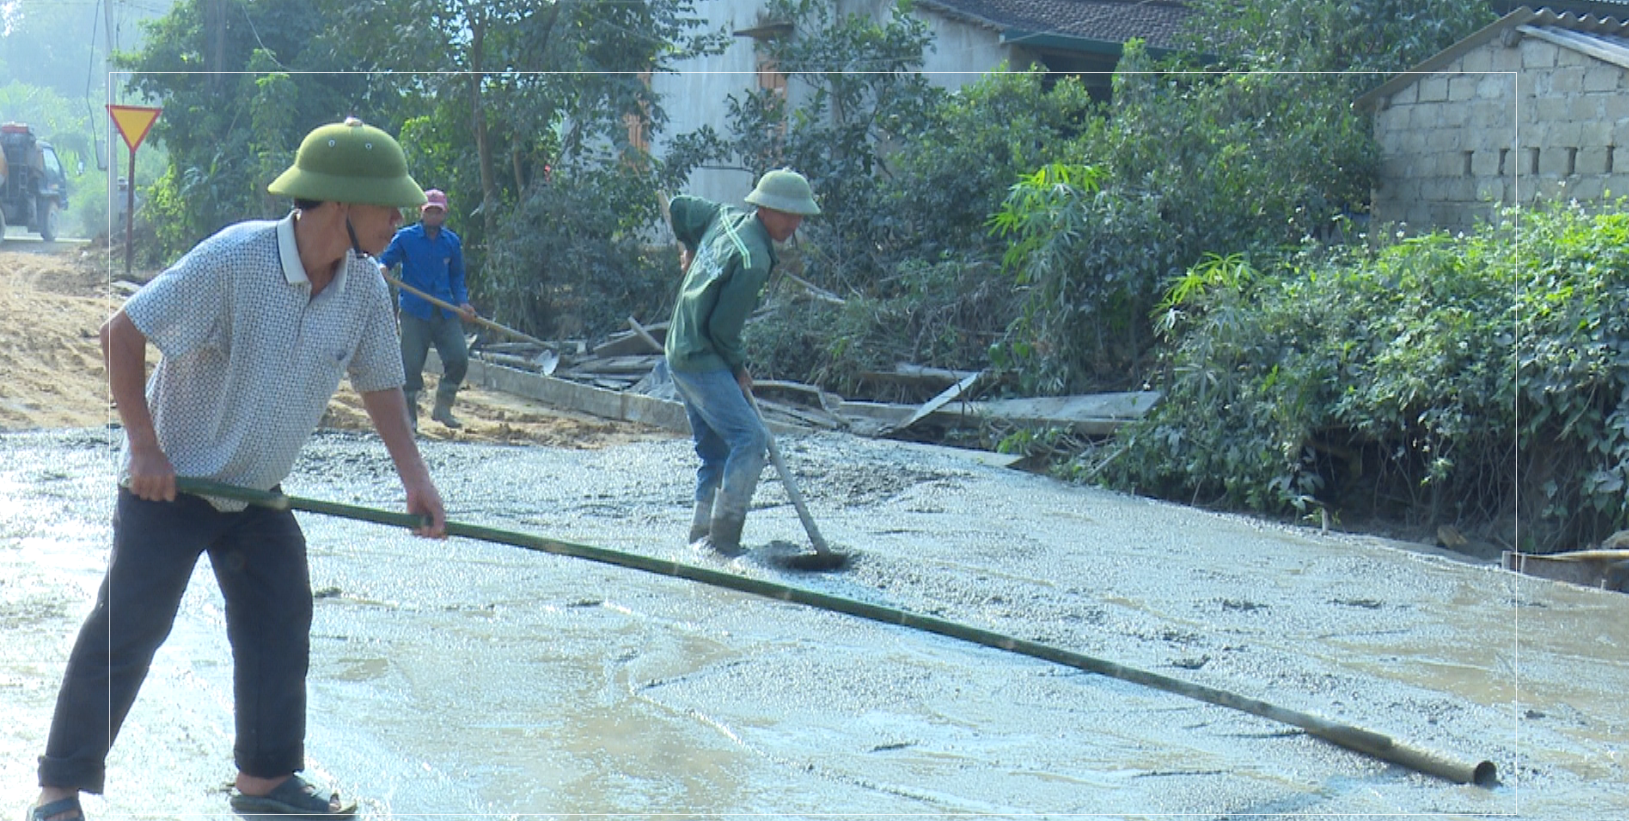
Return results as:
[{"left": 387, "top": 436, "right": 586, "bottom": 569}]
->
[
  {"left": 748, "top": 393, "right": 851, "bottom": 572},
  {"left": 381, "top": 271, "right": 559, "bottom": 375}
]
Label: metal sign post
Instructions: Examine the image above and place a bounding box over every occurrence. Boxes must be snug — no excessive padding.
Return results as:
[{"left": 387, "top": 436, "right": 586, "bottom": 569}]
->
[{"left": 106, "top": 105, "right": 161, "bottom": 277}]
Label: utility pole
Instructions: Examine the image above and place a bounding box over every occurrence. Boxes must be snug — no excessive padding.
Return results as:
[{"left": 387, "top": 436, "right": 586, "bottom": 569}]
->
[
  {"left": 104, "top": 0, "right": 119, "bottom": 238},
  {"left": 207, "top": 0, "right": 226, "bottom": 92}
]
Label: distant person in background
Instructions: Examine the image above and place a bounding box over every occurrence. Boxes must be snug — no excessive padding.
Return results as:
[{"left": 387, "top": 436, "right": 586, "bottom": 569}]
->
[
  {"left": 379, "top": 188, "right": 474, "bottom": 430},
  {"left": 662, "top": 169, "right": 821, "bottom": 555}
]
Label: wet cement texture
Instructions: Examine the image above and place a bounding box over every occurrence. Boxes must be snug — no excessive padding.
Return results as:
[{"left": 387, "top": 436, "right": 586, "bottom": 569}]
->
[{"left": 2, "top": 428, "right": 1626, "bottom": 819}]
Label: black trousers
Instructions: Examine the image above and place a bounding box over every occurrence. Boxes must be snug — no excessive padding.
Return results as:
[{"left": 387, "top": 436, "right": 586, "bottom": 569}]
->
[
  {"left": 38, "top": 488, "right": 313, "bottom": 792},
  {"left": 400, "top": 311, "right": 469, "bottom": 401}
]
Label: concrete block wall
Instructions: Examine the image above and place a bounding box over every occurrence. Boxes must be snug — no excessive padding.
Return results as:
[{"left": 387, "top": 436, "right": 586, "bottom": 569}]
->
[{"left": 1372, "top": 34, "right": 1629, "bottom": 232}]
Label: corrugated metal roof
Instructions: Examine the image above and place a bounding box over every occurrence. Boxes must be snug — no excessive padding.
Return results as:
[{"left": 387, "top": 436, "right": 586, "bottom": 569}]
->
[
  {"left": 914, "top": 0, "right": 1194, "bottom": 51},
  {"left": 1526, "top": 5, "right": 1629, "bottom": 30},
  {"left": 1520, "top": 23, "right": 1629, "bottom": 68},
  {"left": 1492, "top": 0, "right": 1629, "bottom": 16}
]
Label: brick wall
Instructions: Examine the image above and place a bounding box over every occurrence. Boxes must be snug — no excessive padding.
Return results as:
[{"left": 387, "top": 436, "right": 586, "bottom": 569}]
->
[{"left": 1372, "top": 33, "right": 1629, "bottom": 231}]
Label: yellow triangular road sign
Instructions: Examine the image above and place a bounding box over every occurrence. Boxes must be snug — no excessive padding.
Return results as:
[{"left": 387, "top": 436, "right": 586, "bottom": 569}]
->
[{"left": 108, "top": 105, "right": 162, "bottom": 151}]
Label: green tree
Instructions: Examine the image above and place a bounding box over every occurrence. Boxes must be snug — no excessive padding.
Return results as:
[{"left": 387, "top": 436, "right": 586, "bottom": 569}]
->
[
  {"left": 1183, "top": 0, "right": 1496, "bottom": 79},
  {"left": 0, "top": 0, "right": 104, "bottom": 98},
  {"left": 343, "top": 0, "right": 727, "bottom": 250},
  {"left": 985, "top": 0, "right": 1497, "bottom": 395},
  {"left": 115, "top": 0, "right": 379, "bottom": 256},
  {"left": 116, "top": 0, "right": 721, "bottom": 263},
  {"left": 876, "top": 67, "right": 1094, "bottom": 271},
  {"left": 990, "top": 44, "right": 1382, "bottom": 393},
  {"left": 666, "top": 0, "right": 945, "bottom": 296}
]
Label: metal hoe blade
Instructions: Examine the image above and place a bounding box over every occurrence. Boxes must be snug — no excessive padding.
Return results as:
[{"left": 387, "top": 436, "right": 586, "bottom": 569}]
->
[{"left": 749, "top": 393, "right": 850, "bottom": 572}]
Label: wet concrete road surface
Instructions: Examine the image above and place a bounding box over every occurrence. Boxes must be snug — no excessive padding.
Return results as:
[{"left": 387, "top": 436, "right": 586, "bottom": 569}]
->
[{"left": 3, "top": 428, "right": 1626, "bottom": 819}]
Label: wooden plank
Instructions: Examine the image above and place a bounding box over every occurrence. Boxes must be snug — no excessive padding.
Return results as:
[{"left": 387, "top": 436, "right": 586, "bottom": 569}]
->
[
  {"left": 832, "top": 400, "right": 913, "bottom": 424},
  {"left": 753, "top": 379, "right": 835, "bottom": 411},
  {"left": 887, "top": 370, "right": 984, "bottom": 434},
  {"left": 757, "top": 398, "right": 845, "bottom": 431},
  {"left": 858, "top": 363, "right": 981, "bottom": 389},
  {"left": 1503, "top": 550, "right": 1629, "bottom": 591},
  {"left": 781, "top": 269, "right": 845, "bottom": 304},
  {"left": 563, "top": 355, "right": 662, "bottom": 375},
  {"left": 939, "top": 392, "right": 1162, "bottom": 433},
  {"left": 483, "top": 352, "right": 550, "bottom": 372},
  {"left": 481, "top": 341, "right": 546, "bottom": 354},
  {"left": 432, "top": 353, "right": 691, "bottom": 433},
  {"left": 626, "top": 316, "right": 665, "bottom": 353},
  {"left": 837, "top": 393, "right": 1159, "bottom": 437},
  {"left": 593, "top": 321, "right": 670, "bottom": 358}
]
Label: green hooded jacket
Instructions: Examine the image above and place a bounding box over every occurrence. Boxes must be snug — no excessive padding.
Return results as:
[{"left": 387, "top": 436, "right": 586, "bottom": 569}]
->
[{"left": 663, "top": 195, "right": 778, "bottom": 375}]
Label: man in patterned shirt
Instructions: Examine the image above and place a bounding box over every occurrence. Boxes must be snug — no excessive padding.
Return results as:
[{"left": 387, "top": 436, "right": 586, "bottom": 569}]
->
[
  {"left": 663, "top": 169, "right": 820, "bottom": 556},
  {"left": 28, "top": 119, "right": 445, "bottom": 821}
]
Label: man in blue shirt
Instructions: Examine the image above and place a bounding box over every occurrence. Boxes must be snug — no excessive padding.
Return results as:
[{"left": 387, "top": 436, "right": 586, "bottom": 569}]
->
[{"left": 379, "top": 188, "right": 474, "bottom": 429}]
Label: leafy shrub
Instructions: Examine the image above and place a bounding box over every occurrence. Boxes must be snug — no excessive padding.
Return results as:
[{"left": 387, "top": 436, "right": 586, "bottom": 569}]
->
[
  {"left": 1104, "top": 200, "right": 1629, "bottom": 552},
  {"left": 988, "top": 44, "right": 1380, "bottom": 395},
  {"left": 480, "top": 163, "right": 674, "bottom": 340},
  {"left": 870, "top": 68, "right": 1095, "bottom": 271},
  {"left": 744, "top": 254, "right": 1017, "bottom": 399}
]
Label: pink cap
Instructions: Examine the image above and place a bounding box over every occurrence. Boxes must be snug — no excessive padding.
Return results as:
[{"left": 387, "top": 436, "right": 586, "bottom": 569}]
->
[{"left": 421, "top": 189, "right": 449, "bottom": 213}]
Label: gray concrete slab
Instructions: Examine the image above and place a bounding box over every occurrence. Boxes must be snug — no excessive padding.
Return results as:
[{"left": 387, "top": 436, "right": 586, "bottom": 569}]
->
[{"left": 2, "top": 428, "right": 1624, "bottom": 819}]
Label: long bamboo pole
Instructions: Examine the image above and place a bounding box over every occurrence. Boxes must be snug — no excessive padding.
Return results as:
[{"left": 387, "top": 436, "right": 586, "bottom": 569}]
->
[
  {"left": 174, "top": 476, "right": 1497, "bottom": 786},
  {"left": 381, "top": 272, "right": 553, "bottom": 350}
]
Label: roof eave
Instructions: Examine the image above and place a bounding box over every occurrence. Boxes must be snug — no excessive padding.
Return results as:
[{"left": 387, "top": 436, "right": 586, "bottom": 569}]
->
[
  {"left": 1519, "top": 22, "right": 1629, "bottom": 69},
  {"left": 1354, "top": 7, "right": 1538, "bottom": 112},
  {"left": 1000, "top": 29, "right": 1181, "bottom": 59}
]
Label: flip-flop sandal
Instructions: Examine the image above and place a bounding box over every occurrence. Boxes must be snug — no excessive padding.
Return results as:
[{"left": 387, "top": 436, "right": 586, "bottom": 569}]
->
[
  {"left": 26, "top": 797, "right": 84, "bottom": 821},
  {"left": 229, "top": 775, "right": 357, "bottom": 819}
]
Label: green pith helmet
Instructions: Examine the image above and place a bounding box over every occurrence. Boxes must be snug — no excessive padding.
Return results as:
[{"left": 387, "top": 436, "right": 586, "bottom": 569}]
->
[
  {"left": 744, "top": 168, "right": 820, "bottom": 216},
  {"left": 267, "top": 117, "right": 426, "bottom": 208}
]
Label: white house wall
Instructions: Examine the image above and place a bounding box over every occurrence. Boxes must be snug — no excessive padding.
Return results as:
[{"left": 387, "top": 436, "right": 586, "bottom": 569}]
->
[
  {"left": 840, "top": 0, "right": 1013, "bottom": 87},
  {"left": 920, "top": 13, "right": 1013, "bottom": 86},
  {"left": 653, "top": 0, "right": 779, "bottom": 207},
  {"left": 652, "top": 0, "right": 1014, "bottom": 205}
]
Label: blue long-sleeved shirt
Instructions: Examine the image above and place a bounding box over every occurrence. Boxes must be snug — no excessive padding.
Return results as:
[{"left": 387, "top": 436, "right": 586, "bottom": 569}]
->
[{"left": 378, "top": 223, "right": 467, "bottom": 321}]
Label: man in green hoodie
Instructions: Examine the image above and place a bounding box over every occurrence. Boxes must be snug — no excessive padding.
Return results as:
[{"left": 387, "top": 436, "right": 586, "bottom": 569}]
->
[{"left": 663, "top": 169, "right": 820, "bottom": 555}]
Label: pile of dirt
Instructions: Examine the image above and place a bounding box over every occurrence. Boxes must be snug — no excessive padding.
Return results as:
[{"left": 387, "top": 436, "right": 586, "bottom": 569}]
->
[
  {"left": 0, "top": 246, "right": 671, "bottom": 448},
  {"left": 0, "top": 248, "right": 114, "bottom": 429}
]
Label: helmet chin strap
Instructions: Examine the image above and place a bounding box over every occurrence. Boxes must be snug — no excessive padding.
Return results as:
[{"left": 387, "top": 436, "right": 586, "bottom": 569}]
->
[{"left": 344, "top": 215, "right": 368, "bottom": 260}]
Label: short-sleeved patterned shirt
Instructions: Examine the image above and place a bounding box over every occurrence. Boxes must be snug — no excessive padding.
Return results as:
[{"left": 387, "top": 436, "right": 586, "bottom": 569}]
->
[{"left": 122, "top": 213, "right": 405, "bottom": 509}]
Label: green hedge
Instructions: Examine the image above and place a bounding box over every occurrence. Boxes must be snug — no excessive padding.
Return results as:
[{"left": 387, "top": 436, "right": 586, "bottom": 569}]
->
[{"left": 1101, "top": 200, "right": 1629, "bottom": 552}]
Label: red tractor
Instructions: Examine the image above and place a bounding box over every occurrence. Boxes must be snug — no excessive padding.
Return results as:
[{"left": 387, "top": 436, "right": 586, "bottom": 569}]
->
[{"left": 0, "top": 122, "right": 70, "bottom": 242}]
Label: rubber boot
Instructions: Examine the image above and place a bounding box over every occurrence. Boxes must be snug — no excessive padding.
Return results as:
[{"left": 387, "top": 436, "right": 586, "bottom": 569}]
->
[
  {"left": 430, "top": 392, "right": 462, "bottom": 429},
  {"left": 687, "top": 493, "right": 715, "bottom": 544},
  {"left": 404, "top": 390, "right": 419, "bottom": 432},
  {"left": 705, "top": 511, "right": 747, "bottom": 557}
]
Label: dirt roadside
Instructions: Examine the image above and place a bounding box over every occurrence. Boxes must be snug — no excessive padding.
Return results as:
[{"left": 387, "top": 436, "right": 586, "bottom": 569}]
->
[{"left": 0, "top": 246, "right": 672, "bottom": 448}]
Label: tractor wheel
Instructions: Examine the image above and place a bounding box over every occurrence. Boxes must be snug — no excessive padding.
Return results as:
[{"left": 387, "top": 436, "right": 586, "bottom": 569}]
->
[{"left": 37, "top": 197, "right": 58, "bottom": 242}]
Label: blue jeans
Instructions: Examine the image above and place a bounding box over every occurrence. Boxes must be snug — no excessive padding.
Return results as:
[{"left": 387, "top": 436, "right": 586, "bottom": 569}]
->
[
  {"left": 38, "top": 489, "right": 312, "bottom": 792},
  {"left": 401, "top": 312, "right": 468, "bottom": 401},
  {"left": 669, "top": 367, "right": 767, "bottom": 519}
]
